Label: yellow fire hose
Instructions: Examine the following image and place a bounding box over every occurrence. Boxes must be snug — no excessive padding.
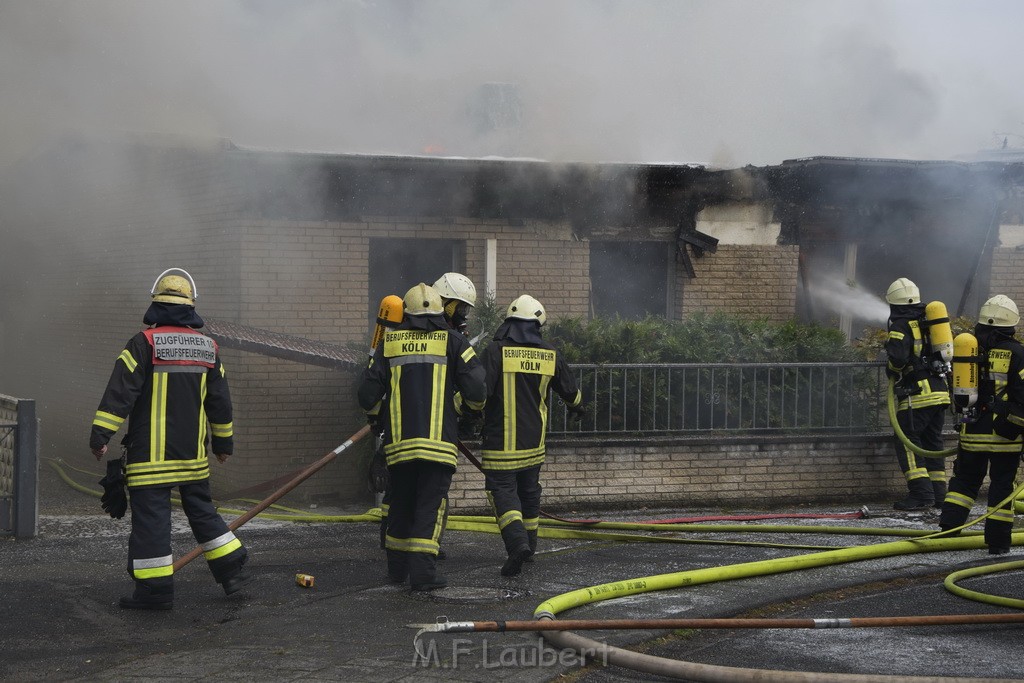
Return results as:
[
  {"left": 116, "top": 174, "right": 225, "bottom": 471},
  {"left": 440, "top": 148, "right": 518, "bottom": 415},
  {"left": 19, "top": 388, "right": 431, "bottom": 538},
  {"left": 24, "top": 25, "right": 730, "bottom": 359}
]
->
[
  {"left": 887, "top": 377, "right": 957, "bottom": 459},
  {"left": 48, "top": 451, "right": 1024, "bottom": 682}
]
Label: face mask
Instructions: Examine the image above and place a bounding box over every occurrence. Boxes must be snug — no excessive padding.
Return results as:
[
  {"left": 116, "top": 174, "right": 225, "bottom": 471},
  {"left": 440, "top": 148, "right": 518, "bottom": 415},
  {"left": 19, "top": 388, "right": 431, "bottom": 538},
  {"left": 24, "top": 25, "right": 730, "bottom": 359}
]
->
[{"left": 448, "top": 301, "right": 469, "bottom": 335}]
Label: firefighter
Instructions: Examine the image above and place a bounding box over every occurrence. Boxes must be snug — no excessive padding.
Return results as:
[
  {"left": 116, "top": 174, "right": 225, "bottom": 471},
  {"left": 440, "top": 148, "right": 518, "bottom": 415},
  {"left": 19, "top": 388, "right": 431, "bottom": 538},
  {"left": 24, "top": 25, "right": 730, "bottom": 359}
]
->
[
  {"left": 358, "top": 283, "right": 486, "bottom": 590},
  {"left": 939, "top": 295, "right": 1024, "bottom": 554},
  {"left": 884, "top": 277, "right": 950, "bottom": 510},
  {"left": 89, "top": 268, "right": 251, "bottom": 610},
  {"left": 479, "top": 295, "right": 585, "bottom": 577},
  {"left": 432, "top": 271, "right": 479, "bottom": 557},
  {"left": 432, "top": 271, "right": 477, "bottom": 337}
]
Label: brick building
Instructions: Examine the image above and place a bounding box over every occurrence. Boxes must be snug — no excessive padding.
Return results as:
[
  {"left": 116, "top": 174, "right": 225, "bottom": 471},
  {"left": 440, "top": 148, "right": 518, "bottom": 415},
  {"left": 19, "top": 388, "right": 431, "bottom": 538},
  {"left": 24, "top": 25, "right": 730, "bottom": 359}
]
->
[{"left": 1, "top": 135, "right": 1022, "bottom": 511}]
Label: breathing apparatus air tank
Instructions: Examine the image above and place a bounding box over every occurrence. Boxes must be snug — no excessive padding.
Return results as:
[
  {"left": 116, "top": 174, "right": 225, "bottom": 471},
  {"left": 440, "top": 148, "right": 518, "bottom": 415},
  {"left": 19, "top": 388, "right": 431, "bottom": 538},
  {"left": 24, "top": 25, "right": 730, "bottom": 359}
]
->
[
  {"left": 924, "top": 301, "right": 954, "bottom": 372},
  {"left": 369, "top": 294, "right": 404, "bottom": 356},
  {"left": 951, "top": 332, "right": 979, "bottom": 419}
]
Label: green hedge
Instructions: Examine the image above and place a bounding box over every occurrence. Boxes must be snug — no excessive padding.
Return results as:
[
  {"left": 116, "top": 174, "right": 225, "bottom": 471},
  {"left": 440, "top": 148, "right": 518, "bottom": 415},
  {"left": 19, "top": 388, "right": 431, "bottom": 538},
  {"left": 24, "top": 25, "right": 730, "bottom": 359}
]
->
[{"left": 544, "top": 313, "right": 862, "bottom": 364}]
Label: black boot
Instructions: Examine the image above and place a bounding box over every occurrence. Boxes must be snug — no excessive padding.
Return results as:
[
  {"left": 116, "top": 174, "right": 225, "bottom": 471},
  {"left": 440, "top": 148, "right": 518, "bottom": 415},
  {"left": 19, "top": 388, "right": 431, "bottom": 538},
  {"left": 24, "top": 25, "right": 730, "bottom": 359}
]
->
[
  {"left": 221, "top": 571, "right": 254, "bottom": 596},
  {"left": 119, "top": 584, "right": 173, "bottom": 610},
  {"left": 409, "top": 553, "right": 446, "bottom": 591},
  {"left": 501, "top": 544, "right": 533, "bottom": 577},
  {"left": 524, "top": 530, "right": 537, "bottom": 563},
  {"left": 894, "top": 479, "right": 933, "bottom": 510},
  {"left": 386, "top": 550, "right": 409, "bottom": 584},
  {"left": 931, "top": 481, "right": 947, "bottom": 509}
]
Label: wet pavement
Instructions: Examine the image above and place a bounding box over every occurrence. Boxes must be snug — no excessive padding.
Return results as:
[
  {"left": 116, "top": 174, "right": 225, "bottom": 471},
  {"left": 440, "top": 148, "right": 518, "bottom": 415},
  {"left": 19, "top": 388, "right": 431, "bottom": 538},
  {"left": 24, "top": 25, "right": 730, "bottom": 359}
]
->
[{"left": 3, "top": 472, "right": 1024, "bottom": 682}]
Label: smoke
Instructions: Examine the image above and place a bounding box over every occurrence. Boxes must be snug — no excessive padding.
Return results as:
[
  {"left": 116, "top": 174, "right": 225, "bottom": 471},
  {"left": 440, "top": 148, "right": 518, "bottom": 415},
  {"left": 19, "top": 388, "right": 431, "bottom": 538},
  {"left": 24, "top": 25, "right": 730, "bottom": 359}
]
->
[
  {"left": 2, "top": 0, "right": 1024, "bottom": 170},
  {"left": 806, "top": 273, "right": 891, "bottom": 326}
]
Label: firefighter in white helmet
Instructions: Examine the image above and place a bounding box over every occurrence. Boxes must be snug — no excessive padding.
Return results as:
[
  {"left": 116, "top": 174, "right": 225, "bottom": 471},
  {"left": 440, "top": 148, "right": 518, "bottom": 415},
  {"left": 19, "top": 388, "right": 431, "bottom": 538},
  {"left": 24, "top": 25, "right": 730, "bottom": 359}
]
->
[
  {"left": 432, "top": 272, "right": 477, "bottom": 336},
  {"left": 939, "top": 294, "right": 1024, "bottom": 554},
  {"left": 884, "top": 277, "right": 950, "bottom": 510},
  {"left": 89, "top": 268, "right": 251, "bottom": 609},
  {"left": 358, "top": 283, "right": 486, "bottom": 590},
  {"left": 478, "top": 295, "right": 585, "bottom": 576}
]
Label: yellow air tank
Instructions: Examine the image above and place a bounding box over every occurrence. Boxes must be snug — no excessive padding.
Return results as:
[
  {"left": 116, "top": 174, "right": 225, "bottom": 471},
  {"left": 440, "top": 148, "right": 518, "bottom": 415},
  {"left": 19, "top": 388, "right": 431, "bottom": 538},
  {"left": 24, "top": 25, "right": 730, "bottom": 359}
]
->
[
  {"left": 952, "top": 332, "right": 979, "bottom": 411},
  {"left": 925, "top": 301, "right": 954, "bottom": 364},
  {"left": 369, "top": 294, "right": 405, "bottom": 355}
]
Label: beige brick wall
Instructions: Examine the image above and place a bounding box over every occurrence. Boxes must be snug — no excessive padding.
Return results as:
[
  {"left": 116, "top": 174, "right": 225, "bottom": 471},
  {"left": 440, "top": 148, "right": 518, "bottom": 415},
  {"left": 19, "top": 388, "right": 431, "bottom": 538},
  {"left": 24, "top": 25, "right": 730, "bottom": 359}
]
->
[
  {"left": 1, "top": 142, "right": 828, "bottom": 510},
  {"left": 679, "top": 245, "right": 799, "bottom": 321},
  {"left": 989, "top": 247, "right": 1024, "bottom": 307},
  {"left": 449, "top": 436, "right": 922, "bottom": 514}
]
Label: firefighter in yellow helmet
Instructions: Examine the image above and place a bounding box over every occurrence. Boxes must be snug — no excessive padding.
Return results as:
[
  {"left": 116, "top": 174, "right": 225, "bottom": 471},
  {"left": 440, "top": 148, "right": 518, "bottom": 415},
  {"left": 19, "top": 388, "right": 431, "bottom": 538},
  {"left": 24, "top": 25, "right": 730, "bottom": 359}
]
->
[
  {"left": 89, "top": 268, "right": 251, "bottom": 609},
  {"left": 478, "top": 295, "right": 585, "bottom": 576},
  {"left": 358, "top": 283, "right": 486, "bottom": 590},
  {"left": 939, "top": 295, "right": 1024, "bottom": 554},
  {"left": 884, "top": 277, "right": 950, "bottom": 510},
  {"left": 432, "top": 272, "right": 477, "bottom": 336}
]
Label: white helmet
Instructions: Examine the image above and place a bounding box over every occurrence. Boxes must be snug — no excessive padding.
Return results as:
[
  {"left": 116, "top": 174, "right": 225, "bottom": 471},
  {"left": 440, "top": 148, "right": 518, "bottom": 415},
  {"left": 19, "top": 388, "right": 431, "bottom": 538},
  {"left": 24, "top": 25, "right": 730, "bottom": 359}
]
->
[
  {"left": 979, "top": 294, "right": 1020, "bottom": 327},
  {"left": 403, "top": 283, "right": 443, "bottom": 316},
  {"left": 885, "top": 278, "right": 920, "bottom": 305},
  {"left": 432, "top": 272, "right": 477, "bottom": 307},
  {"left": 507, "top": 294, "right": 546, "bottom": 326},
  {"left": 150, "top": 267, "right": 197, "bottom": 306}
]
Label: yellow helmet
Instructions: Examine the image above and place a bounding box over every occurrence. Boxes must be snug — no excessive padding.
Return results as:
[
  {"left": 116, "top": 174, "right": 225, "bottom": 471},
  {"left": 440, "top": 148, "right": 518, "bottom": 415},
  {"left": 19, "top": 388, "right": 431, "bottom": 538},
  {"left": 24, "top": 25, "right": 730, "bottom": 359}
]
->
[
  {"left": 150, "top": 268, "right": 197, "bottom": 306},
  {"left": 507, "top": 294, "right": 546, "bottom": 326},
  {"left": 979, "top": 294, "right": 1020, "bottom": 327},
  {"left": 885, "top": 278, "right": 920, "bottom": 305},
  {"left": 432, "top": 272, "right": 477, "bottom": 307},
  {"left": 403, "top": 283, "right": 443, "bottom": 316}
]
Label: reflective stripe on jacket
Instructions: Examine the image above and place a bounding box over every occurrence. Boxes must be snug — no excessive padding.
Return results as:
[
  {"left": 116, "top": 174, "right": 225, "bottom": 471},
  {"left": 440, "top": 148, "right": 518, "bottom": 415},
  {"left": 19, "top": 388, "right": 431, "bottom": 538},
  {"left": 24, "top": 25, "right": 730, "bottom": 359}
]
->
[
  {"left": 886, "top": 317, "right": 950, "bottom": 410},
  {"left": 479, "top": 340, "right": 582, "bottom": 471},
  {"left": 358, "top": 324, "right": 486, "bottom": 468},
  {"left": 90, "top": 326, "right": 234, "bottom": 488}
]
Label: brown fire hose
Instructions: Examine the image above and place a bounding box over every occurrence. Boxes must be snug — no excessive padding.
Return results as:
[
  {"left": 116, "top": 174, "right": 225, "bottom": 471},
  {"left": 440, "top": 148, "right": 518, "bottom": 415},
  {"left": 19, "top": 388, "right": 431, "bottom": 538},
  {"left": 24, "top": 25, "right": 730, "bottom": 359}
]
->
[
  {"left": 411, "top": 612, "right": 1024, "bottom": 634},
  {"left": 173, "top": 424, "right": 370, "bottom": 571}
]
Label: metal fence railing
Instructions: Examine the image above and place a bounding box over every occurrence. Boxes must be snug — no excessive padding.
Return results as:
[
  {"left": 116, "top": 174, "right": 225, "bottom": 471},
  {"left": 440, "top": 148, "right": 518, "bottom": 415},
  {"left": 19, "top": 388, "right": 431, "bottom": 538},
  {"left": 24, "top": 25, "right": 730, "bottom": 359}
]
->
[
  {"left": 547, "top": 362, "right": 889, "bottom": 437},
  {"left": 1, "top": 395, "right": 37, "bottom": 538}
]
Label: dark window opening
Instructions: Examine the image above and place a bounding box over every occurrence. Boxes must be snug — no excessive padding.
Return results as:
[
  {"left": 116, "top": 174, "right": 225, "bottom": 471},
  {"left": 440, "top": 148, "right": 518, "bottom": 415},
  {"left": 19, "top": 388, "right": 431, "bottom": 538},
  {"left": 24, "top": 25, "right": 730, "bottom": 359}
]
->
[
  {"left": 590, "top": 241, "right": 669, "bottom": 319},
  {"left": 368, "top": 238, "right": 463, "bottom": 333}
]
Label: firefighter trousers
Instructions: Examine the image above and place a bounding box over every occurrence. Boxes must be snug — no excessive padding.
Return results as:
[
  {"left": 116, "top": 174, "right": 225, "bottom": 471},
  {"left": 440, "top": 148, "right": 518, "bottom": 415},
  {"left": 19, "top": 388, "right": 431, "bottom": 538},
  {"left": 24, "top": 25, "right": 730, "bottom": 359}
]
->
[
  {"left": 384, "top": 460, "right": 452, "bottom": 583},
  {"left": 485, "top": 465, "right": 542, "bottom": 555},
  {"left": 939, "top": 448, "right": 1022, "bottom": 551},
  {"left": 893, "top": 405, "right": 947, "bottom": 496},
  {"left": 127, "top": 481, "right": 247, "bottom": 598}
]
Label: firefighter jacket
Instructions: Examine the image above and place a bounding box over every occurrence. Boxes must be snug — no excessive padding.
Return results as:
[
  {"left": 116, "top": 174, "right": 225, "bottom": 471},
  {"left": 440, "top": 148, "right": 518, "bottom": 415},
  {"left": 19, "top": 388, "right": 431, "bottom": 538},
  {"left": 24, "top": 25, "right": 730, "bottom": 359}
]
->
[
  {"left": 960, "top": 325, "right": 1024, "bottom": 453},
  {"left": 358, "top": 314, "right": 486, "bottom": 468},
  {"left": 885, "top": 304, "right": 950, "bottom": 411},
  {"left": 90, "top": 305, "right": 233, "bottom": 489},
  {"left": 478, "top": 319, "right": 582, "bottom": 471}
]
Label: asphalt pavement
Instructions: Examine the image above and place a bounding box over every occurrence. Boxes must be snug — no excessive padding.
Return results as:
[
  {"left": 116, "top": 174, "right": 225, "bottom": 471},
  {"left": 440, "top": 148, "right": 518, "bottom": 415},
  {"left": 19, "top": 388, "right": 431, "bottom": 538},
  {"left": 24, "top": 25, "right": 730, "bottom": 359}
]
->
[{"left": 3, "top": 469, "right": 1024, "bottom": 683}]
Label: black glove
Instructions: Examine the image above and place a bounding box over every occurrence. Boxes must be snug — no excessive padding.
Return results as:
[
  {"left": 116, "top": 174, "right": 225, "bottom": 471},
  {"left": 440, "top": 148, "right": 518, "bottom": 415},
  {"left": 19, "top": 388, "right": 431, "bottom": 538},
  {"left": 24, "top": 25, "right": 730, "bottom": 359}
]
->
[
  {"left": 458, "top": 410, "right": 483, "bottom": 440},
  {"left": 367, "top": 415, "right": 385, "bottom": 440},
  {"left": 567, "top": 403, "right": 588, "bottom": 425},
  {"left": 368, "top": 452, "right": 389, "bottom": 493},
  {"left": 98, "top": 458, "right": 127, "bottom": 519}
]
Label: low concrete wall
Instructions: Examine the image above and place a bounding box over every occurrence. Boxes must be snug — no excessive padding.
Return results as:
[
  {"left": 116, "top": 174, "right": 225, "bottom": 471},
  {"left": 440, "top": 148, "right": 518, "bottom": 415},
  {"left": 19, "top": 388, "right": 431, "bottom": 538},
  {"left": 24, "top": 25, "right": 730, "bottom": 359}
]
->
[{"left": 448, "top": 434, "right": 951, "bottom": 515}]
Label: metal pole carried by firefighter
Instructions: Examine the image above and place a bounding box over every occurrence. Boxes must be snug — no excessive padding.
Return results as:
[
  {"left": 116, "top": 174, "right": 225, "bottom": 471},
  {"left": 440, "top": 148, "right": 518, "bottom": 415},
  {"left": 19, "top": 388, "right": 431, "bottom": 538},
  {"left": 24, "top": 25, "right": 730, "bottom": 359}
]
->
[{"left": 884, "top": 277, "right": 952, "bottom": 510}]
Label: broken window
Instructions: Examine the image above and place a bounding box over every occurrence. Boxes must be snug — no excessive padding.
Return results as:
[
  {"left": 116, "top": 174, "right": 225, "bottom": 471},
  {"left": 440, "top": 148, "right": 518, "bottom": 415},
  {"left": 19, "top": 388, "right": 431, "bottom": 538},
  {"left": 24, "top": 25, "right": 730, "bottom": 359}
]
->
[{"left": 590, "top": 240, "right": 671, "bottom": 319}]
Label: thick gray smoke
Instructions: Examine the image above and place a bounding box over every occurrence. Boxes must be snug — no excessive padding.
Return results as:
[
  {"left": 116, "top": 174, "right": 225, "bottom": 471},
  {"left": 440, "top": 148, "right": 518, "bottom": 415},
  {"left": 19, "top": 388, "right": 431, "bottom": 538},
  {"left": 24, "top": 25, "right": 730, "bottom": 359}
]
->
[{"left": 2, "top": 0, "right": 1023, "bottom": 171}]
